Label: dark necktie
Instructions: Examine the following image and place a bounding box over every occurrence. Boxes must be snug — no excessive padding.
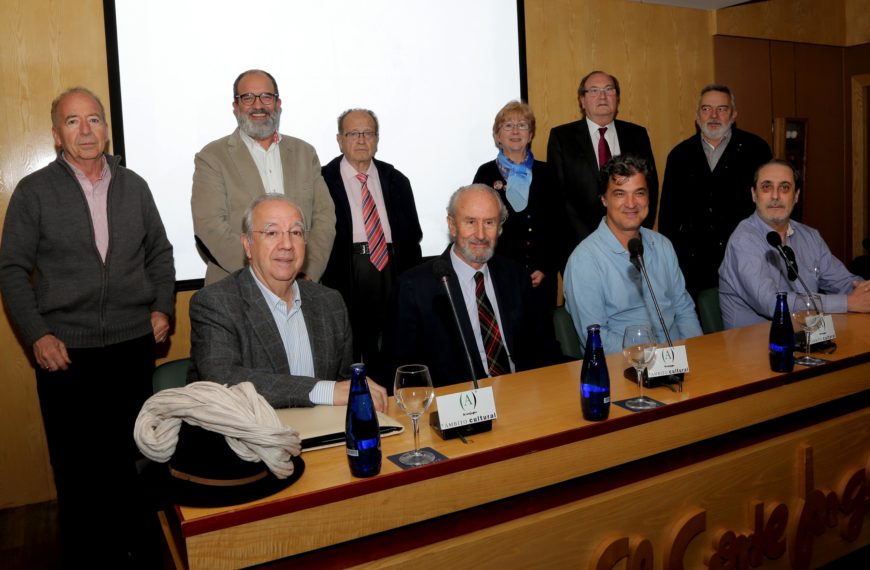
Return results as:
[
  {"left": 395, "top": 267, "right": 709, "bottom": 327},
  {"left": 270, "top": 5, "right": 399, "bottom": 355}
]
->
[
  {"left": 356, "top": 173, "right": 389, "bottom": 271},
  {"left": 598, "top": 126, "right": 612, "bottom": 169},
  {"left": 474, "top": 271, "right": 511, "bottom": 377}
]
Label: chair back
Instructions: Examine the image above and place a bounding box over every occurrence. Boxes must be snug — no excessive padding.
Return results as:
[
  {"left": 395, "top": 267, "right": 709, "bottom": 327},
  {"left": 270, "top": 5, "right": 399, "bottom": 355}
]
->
[
  {"left": 553, "top": 305, "right": 583, "bottom": 359},
  {"left": 697, "top": 287, "right": 724, "bottom": 334},
  {"left": 152, "top": 357, "right": 192, "bottom": 393}
]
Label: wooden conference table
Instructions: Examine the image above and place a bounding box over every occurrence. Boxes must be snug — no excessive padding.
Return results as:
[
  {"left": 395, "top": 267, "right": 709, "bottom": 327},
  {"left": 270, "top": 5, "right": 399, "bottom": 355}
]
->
[{"left": 161, "top": 315, "right": 870, "bottom": 569}]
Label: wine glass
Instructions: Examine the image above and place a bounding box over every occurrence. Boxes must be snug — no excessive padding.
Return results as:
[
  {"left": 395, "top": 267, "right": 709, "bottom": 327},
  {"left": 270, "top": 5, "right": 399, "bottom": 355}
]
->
[
  {"left": 622, "top": 325, "right": 658, "bottom": 411},
  {"left": 792, "top": 293, "right": 825, "bottom": 367},
  {"left": 393, "top": 364, "right": 436, "bottom": 466}
]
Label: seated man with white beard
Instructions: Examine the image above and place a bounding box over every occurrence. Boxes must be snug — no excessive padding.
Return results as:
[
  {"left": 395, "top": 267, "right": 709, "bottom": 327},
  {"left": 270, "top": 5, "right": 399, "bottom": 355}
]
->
[{"left": 382, "top": 184, "right": 563, "bottom": 387}]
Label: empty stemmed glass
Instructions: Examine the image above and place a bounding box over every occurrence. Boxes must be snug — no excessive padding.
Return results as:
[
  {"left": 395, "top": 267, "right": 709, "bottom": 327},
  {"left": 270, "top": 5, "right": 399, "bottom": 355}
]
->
[
  {"left": 393, "top": 364, "right": 436, "bottom": 466},
  {"left": 792, "top": 293, "right": 826, "bottom": 367},
  {"left": 622, "top": 325, "right": 658, "bottom": 411}
]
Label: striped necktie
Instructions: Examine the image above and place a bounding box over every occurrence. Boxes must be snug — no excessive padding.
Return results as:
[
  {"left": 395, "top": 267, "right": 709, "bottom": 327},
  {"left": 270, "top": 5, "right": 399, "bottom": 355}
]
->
[
  {"left": 356, "top": 173, "right": 389, "bottom": 271},
  {"left": 474, "top": 271, "right": 510, "bottom": 376}
]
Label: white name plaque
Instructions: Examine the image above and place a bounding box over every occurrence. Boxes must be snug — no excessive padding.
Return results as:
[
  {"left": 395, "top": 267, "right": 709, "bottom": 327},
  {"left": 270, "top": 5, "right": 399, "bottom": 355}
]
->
[
  {"left": 434, "top": 387, "right": 497, "bottom": 430},
  {"left": 647, "top": 345, "right": 690, "bottom": 378}
]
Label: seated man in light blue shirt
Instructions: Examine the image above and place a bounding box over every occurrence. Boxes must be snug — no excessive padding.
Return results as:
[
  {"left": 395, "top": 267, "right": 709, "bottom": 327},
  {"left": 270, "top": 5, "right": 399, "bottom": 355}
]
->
[
  {"left": 719, "top": 159, "right": 870, "bottom": 328},
  {"left": 189, "top": 193, "right": 387, "bottom": 411},
  {"left": 564, "top": 155, "right": 702, "bottom": 354}
]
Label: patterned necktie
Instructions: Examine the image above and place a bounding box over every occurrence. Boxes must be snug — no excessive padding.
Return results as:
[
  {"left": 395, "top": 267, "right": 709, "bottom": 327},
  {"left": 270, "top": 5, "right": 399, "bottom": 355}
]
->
[
  {"left": 598, "top": 126, "right": 612, "bottom": 169},
  {"left": 474, "top": 271, "right": 511, "bottom": 377},
  {"left": 356, "top": 173, "right": 389, "bottom": 271}
]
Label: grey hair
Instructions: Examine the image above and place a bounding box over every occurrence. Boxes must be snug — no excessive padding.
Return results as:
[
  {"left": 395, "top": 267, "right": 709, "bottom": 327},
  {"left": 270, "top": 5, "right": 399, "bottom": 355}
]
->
[
  {"left": 446, "top": 184, "right": 509, "bottom": 232},
  {"left": 337, "top": 108, "right": 380, "bottom": 135},
  {"left": 698, "top": 83, "right": 736, "bottom": 110},
  {"left": 242, "top": 193, "right": 307, "bottom": 243},
  {"left": 51, "top": 87, "right": 107, "bottom": 128}
]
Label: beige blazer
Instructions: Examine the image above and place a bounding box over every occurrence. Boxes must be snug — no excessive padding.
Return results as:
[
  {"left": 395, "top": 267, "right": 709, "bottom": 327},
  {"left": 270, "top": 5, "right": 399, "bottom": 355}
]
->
[{"left": 191, "top": 129, "right": 336, "bottom": 284}]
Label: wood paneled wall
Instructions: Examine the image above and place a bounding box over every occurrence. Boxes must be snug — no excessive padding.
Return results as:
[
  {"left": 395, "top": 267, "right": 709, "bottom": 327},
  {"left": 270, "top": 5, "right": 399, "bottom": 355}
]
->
[
  {"left": 524, "top": 0, "right": 714, "bottom": 180},
  {"left": 0, "top": 0, "right": 865, "bottom": 509}
]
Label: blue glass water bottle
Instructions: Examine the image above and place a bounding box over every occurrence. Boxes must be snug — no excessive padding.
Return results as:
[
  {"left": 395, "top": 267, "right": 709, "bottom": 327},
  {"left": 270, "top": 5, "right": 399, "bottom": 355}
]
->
[
  {"left": 345, "top": 363, "right": 382, "bottom": 477},
  {"left": 581, "top": 324, "right": 611, "bottom": 421},
  {"left": 769, "top": 292, "right": 795, "bottom": 373}
]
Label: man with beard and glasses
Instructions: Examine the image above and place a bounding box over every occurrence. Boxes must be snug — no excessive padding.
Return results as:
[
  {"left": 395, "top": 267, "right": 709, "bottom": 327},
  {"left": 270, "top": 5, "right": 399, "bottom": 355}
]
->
[
  {"left": 658, "top": 84, "right": 772, "bottom": 300},
  {"left": 719, "top": 160, "right": 870, "bottom": 328},
  {"left": 192, "top": 69, "right": 335, "bottom": 285},
  {"left": 382, "top": 184, "right": 563, "bottom": 388}
]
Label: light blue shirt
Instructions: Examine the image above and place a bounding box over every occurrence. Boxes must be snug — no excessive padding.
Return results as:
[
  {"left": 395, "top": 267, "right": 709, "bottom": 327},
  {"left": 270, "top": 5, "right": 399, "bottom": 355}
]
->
[
  {"left": 250, "top": 269, "right": 335, "bottom": 404},
  {"left": 564, "top": 218, "right": 702, "bottom": 355},
  {"left": 449, "top": 248, "right": 515, "bottom": 374},
  {"left": 718, "top": 212, "right": 861, "bottom": 328}
]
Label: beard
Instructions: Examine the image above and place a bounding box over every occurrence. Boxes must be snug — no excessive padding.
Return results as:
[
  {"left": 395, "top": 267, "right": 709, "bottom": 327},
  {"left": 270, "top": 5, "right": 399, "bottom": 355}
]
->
[
  {"left": 236, "top": 106, "right": 281, "bottom": 140},
  {"left": 698, "top": 117, "right": 733, "bottom": 142},
  {"left": 456, "top": 238, "right": 495, "bottom": 265}
]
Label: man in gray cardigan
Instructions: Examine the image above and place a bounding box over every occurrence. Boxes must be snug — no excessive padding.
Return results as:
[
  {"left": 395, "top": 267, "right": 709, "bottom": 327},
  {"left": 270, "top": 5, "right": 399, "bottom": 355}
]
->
[
  {"left": 0, "top": 87, "right": 175, "bottom": 567},
  {"left": 189, "top": 193, "right": 387, "bottom": 411}
]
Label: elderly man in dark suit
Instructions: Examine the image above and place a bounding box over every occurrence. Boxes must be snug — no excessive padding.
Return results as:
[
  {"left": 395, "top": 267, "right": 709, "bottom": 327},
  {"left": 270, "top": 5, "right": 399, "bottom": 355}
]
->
[
  {"left": 190, "top": 193, "right": 387, "bottom": 411},
  {"left": 382, "top": 184, "right": 563, "bottom": 388},
  {"left": 547, "top": 70, "right": 658, "bottom": 248},
  {"left": 321, "top": 109, "right": 422, "bottom": 382}
]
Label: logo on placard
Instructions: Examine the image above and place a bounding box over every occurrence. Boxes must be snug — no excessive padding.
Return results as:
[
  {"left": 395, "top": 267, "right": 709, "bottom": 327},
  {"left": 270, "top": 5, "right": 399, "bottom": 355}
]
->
[
  {"left": 459, "top": 391, "right": 478, "bottom": 411},
  {"left": 662, "top": 348, "right": 675, "bottom": 363}
]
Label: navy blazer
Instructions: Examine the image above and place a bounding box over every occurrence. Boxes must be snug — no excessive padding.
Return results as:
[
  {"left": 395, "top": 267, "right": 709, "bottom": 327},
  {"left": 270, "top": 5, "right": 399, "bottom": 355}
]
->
[
  {"left": 320, "top": 156, "right": 423, "bottom": 301},
  {"left": 547, "top": 118, "right": 658, "bottom": 246},
  {"left": 382, "top": 248, "right": 564, "bottom": 388},
  {"left": 189, "top": 269, "right": 353, "bottom": 408}
]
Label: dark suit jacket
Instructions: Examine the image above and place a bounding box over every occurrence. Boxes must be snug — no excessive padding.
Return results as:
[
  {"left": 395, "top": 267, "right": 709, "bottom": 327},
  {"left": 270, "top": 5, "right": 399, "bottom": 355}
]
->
[
  {"left": 189, "top": 269, "right": 353, "bottom": 408},
  {"left": 547, "top": 118, "right": 658, "bottom": 246},
  {"left": 321, "top": 156, "right": 423, "bottom": 299},
  {"left": 658, "top": 128, "right": 772, "bottom": 296},
  {"left": 473, "top": 159, "right": 565, "bottom": 278},
  {"left": 382, "top": 248, "right": 564, "bottom": 388}
]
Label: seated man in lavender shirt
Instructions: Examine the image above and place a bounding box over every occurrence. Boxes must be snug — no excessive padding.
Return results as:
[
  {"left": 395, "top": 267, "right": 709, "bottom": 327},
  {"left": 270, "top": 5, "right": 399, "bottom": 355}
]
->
[{"left": 719, "top": 159, "right": 870, "bottom": 328}]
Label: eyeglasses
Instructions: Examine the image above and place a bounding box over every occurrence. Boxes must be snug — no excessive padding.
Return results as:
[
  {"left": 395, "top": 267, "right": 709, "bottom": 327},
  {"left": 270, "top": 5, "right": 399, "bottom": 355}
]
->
[
  {"left": 699, "top": 105, "right": 732, "bottom": 114},
  {"left": 235, "top": 92, "right": 279, "bottom": 106},
  {"left": 583, "top": 86, "right": 617, "bottom": 96},
  {"left": 501, "top": 122, "right": 530, "bottom": 131},
  {"left": 252, "top": 228, "right": 305, "bottom": 241},
  {"left": 343, "top": 130, "right": 378, "bottom": 140}
]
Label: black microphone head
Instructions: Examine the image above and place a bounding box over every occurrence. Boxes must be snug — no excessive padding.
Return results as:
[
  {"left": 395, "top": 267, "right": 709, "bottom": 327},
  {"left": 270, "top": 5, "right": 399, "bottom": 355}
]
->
[
  {"left": 628, "top": 237, "right": 644, "bottom": 258},
  {"left": 766, "top": 231, "right": 783, "bottom": 248},
  {"left": 432, "top": 259, "right": 452, "bottom": 281}
]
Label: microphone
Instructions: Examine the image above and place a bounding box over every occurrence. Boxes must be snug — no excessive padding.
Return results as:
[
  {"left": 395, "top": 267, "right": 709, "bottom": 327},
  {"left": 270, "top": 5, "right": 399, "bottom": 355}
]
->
[
  {"left": 432, "top": 259, "right": 480, "bottom": 389},
  {"left": 627, "top": 237, "right": 673, "bottom": 347},
  {"left": 765, "top": 231, "right": 817, "bottom": 308}
]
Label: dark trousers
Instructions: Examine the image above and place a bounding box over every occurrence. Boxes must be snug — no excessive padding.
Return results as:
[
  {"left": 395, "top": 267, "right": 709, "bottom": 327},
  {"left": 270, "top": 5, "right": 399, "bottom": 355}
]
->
[
  {"left": 349, "top": 251, "right": 394, "bottom": 387},
  {"left": 35, "top": 333, "right": 157, "bottom": 569}
]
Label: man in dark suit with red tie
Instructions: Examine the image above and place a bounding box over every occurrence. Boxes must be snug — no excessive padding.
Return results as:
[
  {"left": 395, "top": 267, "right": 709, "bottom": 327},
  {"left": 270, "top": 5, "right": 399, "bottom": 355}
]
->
[
  {"left": 382, "top": 184, "right": 563, "bottom": 388},
  {"left": 321, "top": 109, "right": 423, "bottom": 384},
  {"left": 547, "top": 70, "right": 658, "bottom": 248}
]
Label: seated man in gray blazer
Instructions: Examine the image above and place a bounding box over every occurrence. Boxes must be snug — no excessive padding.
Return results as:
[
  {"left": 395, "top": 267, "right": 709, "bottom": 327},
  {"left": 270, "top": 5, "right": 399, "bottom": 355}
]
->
[{"left": 189, "top": 193, "right": 387, "bottom": 411}]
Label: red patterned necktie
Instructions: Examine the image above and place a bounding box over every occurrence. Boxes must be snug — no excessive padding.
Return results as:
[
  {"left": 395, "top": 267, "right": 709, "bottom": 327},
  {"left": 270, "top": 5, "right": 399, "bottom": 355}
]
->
[
  {"left": 356, "top": 173, "right": 389, "bottom": 271},
  {"left": 598, "top": 126, "right": 612, "bottom": 169},
  {"left": 474, "top": 271, "right": 510, "bottom": 377}
]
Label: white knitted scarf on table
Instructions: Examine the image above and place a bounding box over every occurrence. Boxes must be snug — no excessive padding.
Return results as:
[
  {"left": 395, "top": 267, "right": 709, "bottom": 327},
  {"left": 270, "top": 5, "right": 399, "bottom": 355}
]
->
[{"left": 134, "top": 381, "right": 302, "bottom": 479}]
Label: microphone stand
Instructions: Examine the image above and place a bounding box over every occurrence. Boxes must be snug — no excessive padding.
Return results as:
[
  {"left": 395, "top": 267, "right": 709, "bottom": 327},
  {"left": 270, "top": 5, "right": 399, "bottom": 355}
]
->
[
  {"left": 430, "top": 260, "right": 492, "bottom": 439},
  {"left": 629, "top": 238, "right": 683, "bottom": 392}
]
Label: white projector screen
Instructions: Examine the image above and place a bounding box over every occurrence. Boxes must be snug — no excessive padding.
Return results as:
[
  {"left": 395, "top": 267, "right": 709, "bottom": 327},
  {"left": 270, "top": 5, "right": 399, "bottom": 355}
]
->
[{"left": 109, "top": 0, "right": 524, "bottom": 282}]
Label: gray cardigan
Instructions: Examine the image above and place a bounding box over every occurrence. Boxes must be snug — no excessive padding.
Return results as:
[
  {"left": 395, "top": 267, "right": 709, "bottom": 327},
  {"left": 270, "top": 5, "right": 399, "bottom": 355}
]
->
[{"left": 0, "top": 154, "right": 175, "bottom": 348}]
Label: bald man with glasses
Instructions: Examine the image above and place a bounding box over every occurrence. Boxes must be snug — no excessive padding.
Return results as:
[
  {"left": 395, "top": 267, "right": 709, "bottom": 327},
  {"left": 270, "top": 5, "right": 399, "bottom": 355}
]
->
[
  {"left": 321, "top": 108, "right": 422, "bottom": 384},
  {"left": 192, "top": 69, "right": 336, "bottom": 285}
]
